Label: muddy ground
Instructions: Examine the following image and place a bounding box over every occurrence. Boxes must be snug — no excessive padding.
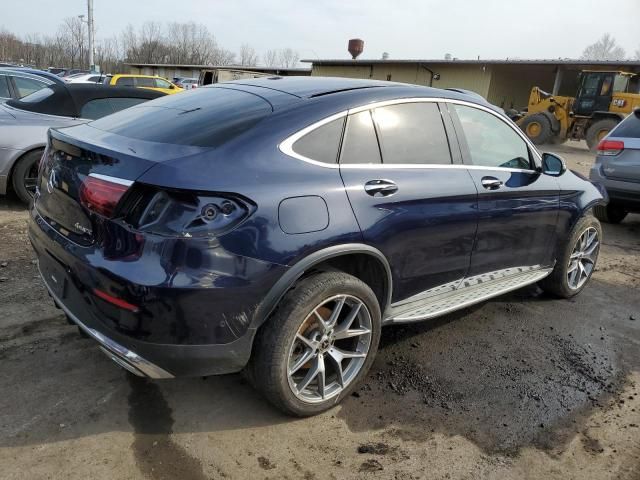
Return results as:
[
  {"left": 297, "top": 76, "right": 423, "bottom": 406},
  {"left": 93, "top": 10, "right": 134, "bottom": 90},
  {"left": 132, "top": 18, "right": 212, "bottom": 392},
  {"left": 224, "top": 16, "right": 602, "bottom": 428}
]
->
[{"left": 0, "top": 142, "right": 639, "bottom": 479}]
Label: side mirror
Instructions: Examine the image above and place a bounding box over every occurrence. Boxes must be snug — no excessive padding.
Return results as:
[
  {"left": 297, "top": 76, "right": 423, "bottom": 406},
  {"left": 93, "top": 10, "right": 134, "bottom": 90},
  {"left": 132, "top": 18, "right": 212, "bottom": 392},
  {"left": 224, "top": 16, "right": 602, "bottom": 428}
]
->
[
  {"left": 541, "top": 152, "right": 567, "bottom": 176},
  {"left": 169, "top": 84, "right": 175, "bottom": 89}
]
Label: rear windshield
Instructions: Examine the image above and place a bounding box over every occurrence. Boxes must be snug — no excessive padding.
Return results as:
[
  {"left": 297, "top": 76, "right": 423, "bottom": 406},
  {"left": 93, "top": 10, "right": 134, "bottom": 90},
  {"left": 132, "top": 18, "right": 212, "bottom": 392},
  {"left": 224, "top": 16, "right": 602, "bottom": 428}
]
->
[
  {"left": 612, "top": 113, "right": 640, "bottom": 138},
  {"left": 88, "top": 87, "right": 272, "bottom": 147}
]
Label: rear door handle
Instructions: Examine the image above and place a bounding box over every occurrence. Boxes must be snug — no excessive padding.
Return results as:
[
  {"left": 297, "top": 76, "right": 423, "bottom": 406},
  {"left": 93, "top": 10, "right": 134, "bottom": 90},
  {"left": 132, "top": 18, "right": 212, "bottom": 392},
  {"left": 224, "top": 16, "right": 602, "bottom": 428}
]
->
[
  {"left": 481, "top": 176, "right": 503, "bottom": 190},
  {"left": 364, "top": 179, "right": 398, "bottom": 197}
]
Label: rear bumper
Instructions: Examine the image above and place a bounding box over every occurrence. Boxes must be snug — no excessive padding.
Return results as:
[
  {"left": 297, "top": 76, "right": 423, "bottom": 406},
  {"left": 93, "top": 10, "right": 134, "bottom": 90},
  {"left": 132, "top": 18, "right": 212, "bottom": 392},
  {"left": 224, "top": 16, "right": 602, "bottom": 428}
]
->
[
  {"left": 589, "top": 165, "right": 640, "bottom": 210},
  {"left": 29, "top": 203, "right": 288, "bottom": 377},
  {"left": 41, "top": 268, "right": 173, "bottom": 379}
]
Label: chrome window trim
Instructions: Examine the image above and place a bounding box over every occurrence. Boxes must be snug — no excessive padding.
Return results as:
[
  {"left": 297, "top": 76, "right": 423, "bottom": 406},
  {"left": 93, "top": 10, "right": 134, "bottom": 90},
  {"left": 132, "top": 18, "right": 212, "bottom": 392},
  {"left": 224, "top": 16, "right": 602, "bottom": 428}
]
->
[
  {"left": 88, "top": 173, "right": 134, "bottom": 187},
  {"left": 278, "top": 96, "right": 542, "bottom": 172}
]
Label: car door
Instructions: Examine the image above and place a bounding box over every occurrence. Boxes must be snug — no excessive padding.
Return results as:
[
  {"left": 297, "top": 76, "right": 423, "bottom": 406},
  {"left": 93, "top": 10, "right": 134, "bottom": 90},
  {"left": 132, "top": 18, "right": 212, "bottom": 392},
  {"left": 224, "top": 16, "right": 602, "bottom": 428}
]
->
[
  {"left": 446, "top": 102, "right": 559, "bottom": 277},
  {"left": 339, "top": 101, "right": 478, "bottom": 303}
]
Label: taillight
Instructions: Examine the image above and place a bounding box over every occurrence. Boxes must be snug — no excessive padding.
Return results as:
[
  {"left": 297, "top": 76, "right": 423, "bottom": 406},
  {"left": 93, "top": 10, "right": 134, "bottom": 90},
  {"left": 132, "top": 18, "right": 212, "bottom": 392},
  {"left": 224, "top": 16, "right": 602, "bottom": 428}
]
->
[
  {"left": 596, "top": 139, "right": 624, "bottom": 156},
  {"left": 80, "top": 175, "right": 130, "bottom": 218}
]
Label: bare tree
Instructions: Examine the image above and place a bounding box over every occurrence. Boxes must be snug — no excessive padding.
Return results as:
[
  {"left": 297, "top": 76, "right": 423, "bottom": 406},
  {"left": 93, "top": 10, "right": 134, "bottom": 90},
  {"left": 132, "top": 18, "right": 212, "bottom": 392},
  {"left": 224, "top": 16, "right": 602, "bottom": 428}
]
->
[
  {"left": 581, "top": 33, "right": 626, "bottom": 61},
  {"left": 277, "top": 48, "right": 300, "bottom": 68},
  {"left": 635, "top": 46, "right": 640, "bottom": 61},
  {"left": 57, "top": 17, "right": 87, "bottom": 68},
  {"left": 263, "top": 49, "right": 278, "bottom": 67},
  {"left": 239, "top": 43, "right": 258, "bottom": 66}
]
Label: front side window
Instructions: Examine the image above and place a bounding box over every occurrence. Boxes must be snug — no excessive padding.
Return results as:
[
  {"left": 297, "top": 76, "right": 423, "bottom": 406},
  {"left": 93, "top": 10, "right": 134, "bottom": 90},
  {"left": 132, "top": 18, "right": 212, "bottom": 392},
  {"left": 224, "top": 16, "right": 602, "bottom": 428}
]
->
[
  {"left": 340, "top": 110, "right": 381, "bottom": 164},
  {"left": 373, "top": 102, "right": 451, "bottom": 165},
  {"left": 292, "top": 117, "right": 345, "bottom": 164},
  {"left": 154, "top": 78, "right": 171, "bottom": 89},
  {"left": 452, "top": 104, "right": 532, "bottom": 170},
  {"left": 14, "top": 76, "right": 47, "bottom": 98},
  {"left": 136, "top": 77, "right": 156, "bottom": 88},
  {"left": 0, "top": 75, "right": 11, "bottom": 98}
]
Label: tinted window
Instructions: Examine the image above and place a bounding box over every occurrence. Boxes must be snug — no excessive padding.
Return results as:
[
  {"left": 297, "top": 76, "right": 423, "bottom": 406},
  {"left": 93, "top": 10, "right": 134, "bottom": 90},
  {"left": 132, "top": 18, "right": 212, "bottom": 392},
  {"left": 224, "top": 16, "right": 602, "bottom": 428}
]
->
[
  {"left": 340, "top": 111, "right": 381, "bottom": 164},
  {"left": 453, "top": 104, "right": 532, "bottom": 170},
  {"left": 14, "top": 76, "right": 46, "bottom": 98},
  {"left": 154, "top": 78, "right": 171, "bottom": 88},
  {"left": 612, "top": 114, "right": 640, "bottom": 138},
  {"left": 115, "top": 77, "right": 134, "bottom": 87},
  {"left": 292, "top": 117, "right": 345, "bottom": 164},
  {"left": 89, "top": 87, "right": 272, "bottom": 147},
  {"left": 109, "top": 97, "right": 148, "bottom": 112},
  {"left": 18, "top": 87, "right": 54, "bottom": 103},
  {"left": 136, "top": 77, "right": 156, "bottom": 88},
  {"left": 87, "top": 76, "right": 100, "bottom": 83},
  {"left": 80, "top": 98, "right": 114, "bottom": 120},
  {"left": 373, "top": 103, "right": 451, "bottom": 165},
  {"left": 0, "top": 75, "right": 10, "bottom": 98}
]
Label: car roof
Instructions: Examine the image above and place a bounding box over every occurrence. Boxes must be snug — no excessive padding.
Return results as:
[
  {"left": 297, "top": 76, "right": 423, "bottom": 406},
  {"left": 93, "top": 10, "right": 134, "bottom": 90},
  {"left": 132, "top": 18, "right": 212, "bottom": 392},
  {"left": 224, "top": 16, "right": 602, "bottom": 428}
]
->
[
  {"left": 112, "top": 74, "right": 166, "bottom": 79},
  {"left": 0, "top": 68, "right": 58, "bottom": 84},
  {"left": 3, "top": 67, "right": 65, "bottom": 84},
  {"left": 224, "top": 76, "right": 399, "bottom": 98},
  {"left": 6, "top": 83, "right": 165, "bottom": 117}
]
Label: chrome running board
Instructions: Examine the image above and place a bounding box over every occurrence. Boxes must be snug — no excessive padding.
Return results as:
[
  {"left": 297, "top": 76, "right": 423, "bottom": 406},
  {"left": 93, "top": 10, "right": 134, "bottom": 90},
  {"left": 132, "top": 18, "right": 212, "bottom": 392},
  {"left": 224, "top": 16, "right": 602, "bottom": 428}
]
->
[{"left": 385, "top": 265, "right": 553, "bottom": 324}]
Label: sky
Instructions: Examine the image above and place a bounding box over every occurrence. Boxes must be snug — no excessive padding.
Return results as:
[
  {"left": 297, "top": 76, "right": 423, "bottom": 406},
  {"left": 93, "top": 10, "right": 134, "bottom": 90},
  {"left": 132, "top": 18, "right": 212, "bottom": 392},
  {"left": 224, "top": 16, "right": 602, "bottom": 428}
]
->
[{"left": 2, "top": 0, "right": 639, "bottom": 63}]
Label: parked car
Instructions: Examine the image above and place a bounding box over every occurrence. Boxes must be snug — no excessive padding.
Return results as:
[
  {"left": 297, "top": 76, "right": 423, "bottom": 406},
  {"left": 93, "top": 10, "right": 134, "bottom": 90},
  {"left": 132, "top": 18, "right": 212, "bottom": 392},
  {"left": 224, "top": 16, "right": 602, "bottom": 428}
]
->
[
  {"left": 103, "top": 74, "right": 183, "bottom": 94},
  {"left": 0, "top": 68, "right": 57, "bottom": 102},
  {"left": 173, "top": 77, "right": 198, "bottom": 90},
  {"left": 29, "top": 77, "right": 606, "bottom": 416},
  {"left": 3, "top": 67, "right": 66, "bottom": 85},
  {"left": 59, "top": 69, "right": 90, "bottom": 78},
  {"left": 64, "top": 73, "right": 105, "bottom": 84},
  {"left": 0, "top": 83, "right": 165, "bottom": 203},
  {"left": 590, "top": 108, "right": 640, "bottom": 223}
]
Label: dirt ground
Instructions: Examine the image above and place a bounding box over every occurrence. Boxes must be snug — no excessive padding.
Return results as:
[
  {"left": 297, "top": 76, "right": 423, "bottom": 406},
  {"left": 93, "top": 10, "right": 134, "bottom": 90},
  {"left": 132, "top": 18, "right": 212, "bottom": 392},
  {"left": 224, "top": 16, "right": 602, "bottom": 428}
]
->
[{"left": 1, "top": 142, "right": 639, "bottom": 480}]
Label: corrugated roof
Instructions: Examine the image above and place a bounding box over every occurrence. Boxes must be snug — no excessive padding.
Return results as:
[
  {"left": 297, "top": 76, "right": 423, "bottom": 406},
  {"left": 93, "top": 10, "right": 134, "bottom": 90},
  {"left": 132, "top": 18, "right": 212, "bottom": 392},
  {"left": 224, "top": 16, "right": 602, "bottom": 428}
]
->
[
  {"left": 302, "top": 58, "right": 640, "bottom": 67},
  {"left": 124, "top": 63, "right": 311, "bottom": 72}
]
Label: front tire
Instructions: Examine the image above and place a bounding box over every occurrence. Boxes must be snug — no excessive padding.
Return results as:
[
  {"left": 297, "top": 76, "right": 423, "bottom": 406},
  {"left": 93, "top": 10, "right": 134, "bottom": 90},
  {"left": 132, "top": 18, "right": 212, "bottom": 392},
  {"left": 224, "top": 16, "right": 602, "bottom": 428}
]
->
[
  {"left": 11, "top": 149, "right": 43, "bottom": 204},
  {"left": 538, "top": 215, "right": 602, "bottom": 298},
  {"left": 593, "top": 204, "right": 627, "bottom": 224},
  {"left": 520, "top": 113, "right": 553, "bottom": 145},
  {"left": 248, "top": 271, "right": 381, "bottom": 417},
  {"left": 586, "top": 118, "right": 618, "bottom": 151}
]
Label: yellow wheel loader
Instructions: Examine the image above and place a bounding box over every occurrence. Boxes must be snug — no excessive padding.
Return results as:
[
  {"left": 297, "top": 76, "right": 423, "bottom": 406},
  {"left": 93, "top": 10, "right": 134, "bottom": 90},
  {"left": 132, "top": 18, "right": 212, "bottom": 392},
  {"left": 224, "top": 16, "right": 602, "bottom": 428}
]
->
[{"left": 516, "top": 71, "right": 640, "bottom": 150}]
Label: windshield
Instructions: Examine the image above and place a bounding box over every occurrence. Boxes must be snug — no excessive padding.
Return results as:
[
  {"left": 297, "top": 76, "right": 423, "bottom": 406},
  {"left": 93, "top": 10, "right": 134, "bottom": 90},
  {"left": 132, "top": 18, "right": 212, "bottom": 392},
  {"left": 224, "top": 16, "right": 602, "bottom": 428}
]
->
[{"left": 613, "top": 75, "right": 630, "bottom": 93}]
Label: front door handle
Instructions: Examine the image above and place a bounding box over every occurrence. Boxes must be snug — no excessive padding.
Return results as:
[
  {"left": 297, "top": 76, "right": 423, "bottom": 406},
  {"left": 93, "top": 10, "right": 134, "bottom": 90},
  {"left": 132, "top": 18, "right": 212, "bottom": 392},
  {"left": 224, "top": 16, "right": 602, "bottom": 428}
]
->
[
  {"left": 481, "top": 176, "right": 503, "bottom": 190},
  {"left": 364, "top": 179, "right": 398, "bottom": 197}
]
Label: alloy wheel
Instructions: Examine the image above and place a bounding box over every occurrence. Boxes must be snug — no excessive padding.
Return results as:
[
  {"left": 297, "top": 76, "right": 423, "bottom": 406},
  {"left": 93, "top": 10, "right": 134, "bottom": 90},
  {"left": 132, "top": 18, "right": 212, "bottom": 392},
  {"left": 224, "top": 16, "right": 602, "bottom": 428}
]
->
[
  {"left": 287, "top": 294, "right": 372, "bottom": 403},
  {"left": 23, "top": 161, "right": 39, "bottom": 197},
  {"left": 567, "top": 227, "right": 599, "bottom": 290}
]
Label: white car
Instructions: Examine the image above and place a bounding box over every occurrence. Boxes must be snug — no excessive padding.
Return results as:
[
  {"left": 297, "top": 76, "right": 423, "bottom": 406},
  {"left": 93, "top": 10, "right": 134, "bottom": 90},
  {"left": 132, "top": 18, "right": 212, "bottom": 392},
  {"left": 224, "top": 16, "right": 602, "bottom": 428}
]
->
[{"left": 65, "top": 73, "right": 104, "bottom": 84}]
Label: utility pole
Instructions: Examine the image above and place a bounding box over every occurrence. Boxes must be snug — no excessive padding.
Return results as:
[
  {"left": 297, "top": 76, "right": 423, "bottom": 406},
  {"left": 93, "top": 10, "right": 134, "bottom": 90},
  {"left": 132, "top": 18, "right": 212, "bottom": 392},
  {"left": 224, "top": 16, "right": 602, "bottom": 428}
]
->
[{"left": 87, "top": 0, "right": 95, "bottom": 72}]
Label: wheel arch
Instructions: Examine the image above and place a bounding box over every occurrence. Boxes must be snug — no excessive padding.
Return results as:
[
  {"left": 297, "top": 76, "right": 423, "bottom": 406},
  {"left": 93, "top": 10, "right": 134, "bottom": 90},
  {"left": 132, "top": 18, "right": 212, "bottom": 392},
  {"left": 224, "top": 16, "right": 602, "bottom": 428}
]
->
[
  {"left": 5, "top": 145, "right": 45, "bottom": 195},
  {"left": 251, "top": 244, "right": 393, "bottom": 330}
]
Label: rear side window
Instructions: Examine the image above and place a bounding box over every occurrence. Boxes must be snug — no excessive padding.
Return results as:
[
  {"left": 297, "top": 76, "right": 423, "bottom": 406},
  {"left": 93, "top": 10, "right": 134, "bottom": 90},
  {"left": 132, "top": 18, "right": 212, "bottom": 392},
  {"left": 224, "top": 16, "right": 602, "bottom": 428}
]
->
[
  {"left": 115, "top": 77, "right": 134, "bottom": 87},
  {"left": 87, "top": 76, "right": 100, "bottom": 83},
  {"left": 14, "top": 76, "right": 47, "bottom": 98},
  {"left": 340, "top": 111, "right": 382, "bottom": 164},
  {"left": 88, "top": 87, "right": 272, "bottom": 147},
  {"left": 612, "top": 114, "right": 640, "bottom": 138},
  {"left": 81, "top": 98, "right": 114, "bottom": 119},
  {"left": 373, "top": 103, "right": 451, "bottom": 165},
  {"left": 292, "top": 117, "right": 345, "bottom": 164},
  {"left": 109, "top": 97, "right": 148, "bottom": 112},
  {"left": 0, "top": 75, "right": 10, "bottom": 98}
]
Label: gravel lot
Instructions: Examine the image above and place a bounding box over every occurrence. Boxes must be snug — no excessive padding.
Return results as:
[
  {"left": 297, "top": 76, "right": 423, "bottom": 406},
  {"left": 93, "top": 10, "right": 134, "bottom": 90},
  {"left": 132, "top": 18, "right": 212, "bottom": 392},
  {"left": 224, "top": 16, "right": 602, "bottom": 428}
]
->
[{"left": 1, "top": 142, "right": 639, "bottom": 480}]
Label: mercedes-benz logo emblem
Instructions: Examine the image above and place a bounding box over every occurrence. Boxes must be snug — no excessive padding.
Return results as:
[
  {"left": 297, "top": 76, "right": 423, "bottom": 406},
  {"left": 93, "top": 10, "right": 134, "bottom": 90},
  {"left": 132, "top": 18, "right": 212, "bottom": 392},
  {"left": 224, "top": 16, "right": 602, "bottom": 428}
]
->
[{"left": 46, "top": 169, "right": 58, "bottom": 194}]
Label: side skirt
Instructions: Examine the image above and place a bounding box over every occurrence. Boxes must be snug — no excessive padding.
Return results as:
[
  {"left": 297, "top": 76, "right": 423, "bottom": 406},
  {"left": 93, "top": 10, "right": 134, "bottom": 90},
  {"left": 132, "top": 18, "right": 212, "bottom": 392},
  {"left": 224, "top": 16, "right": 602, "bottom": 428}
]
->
[{"left": 384, "top": 265, "right": 553, "bottom": 324}]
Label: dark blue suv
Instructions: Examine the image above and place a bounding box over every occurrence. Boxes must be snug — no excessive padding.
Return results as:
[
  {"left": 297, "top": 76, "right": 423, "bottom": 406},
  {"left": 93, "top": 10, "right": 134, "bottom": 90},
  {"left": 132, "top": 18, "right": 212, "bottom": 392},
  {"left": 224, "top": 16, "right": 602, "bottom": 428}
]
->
[{"left": 29, "top": 77, "right": 606, "bottom": 416}]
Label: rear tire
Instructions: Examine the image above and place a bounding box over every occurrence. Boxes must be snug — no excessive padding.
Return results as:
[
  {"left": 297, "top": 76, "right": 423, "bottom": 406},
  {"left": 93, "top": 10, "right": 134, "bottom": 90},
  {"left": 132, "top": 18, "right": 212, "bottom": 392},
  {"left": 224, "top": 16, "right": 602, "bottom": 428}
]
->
[
  {"left": 586, "top": 119, "right": 618, "bottom": 151},
  {"left": 520, "top": 114, "right": 553, "bottom": 145},
  {"left": 594, "top": 204, "right": 627, "bottom": 224},
  {"left": 538, "top": 215, "right": 602, "bottom": 298},
  {"left": 247, "top": 271, "right": 381, "bottom": 417},
  {"left": 11, "top": 149, "right": 43, "bottom": 204}
]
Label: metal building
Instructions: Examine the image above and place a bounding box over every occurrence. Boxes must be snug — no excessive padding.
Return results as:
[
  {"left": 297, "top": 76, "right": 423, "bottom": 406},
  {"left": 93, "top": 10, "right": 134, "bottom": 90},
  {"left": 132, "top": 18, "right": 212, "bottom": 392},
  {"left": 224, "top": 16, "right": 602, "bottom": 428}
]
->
[{"left": 303, "top": 59, "right": 640, "bottom": 110}]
